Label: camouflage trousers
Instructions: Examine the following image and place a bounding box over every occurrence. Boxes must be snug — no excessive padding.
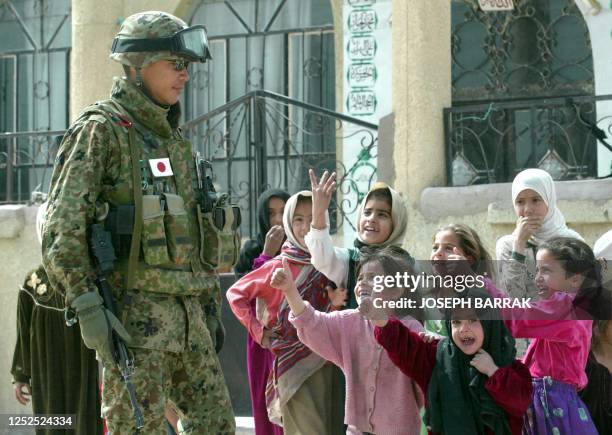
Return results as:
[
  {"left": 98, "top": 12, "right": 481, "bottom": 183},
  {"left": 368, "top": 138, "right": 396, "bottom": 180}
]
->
[{"left": 101, "top": 347, "right": 235, "bottom": 434}]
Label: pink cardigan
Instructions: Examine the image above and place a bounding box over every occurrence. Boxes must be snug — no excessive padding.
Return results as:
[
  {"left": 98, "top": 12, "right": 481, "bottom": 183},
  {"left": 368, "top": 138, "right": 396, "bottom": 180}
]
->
[
  {"left": 226, "top": 258, "right": 287, "bottom": 344},
  {"left": 484, "top": 279, "right": 592, "bottom": 389},
  {"left": 290, "top": 303, "right": 425, "bottom": 435}
]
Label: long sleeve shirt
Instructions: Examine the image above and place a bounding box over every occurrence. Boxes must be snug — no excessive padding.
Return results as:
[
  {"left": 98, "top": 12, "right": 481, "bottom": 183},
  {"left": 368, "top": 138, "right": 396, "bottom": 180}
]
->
[
  {"left": 304, "top": 226, "right": 350, "bottom": 287},
  {"left": 226, "top": 257, "right": 286, "bottom": 344},
  {"left": 290, "top": 303, "right": 424, "bottom": 435},
  {"left": 495, "top": 235, "right": 539, "bottom": 300},
  {"left": 484, "top": 279, "right": 592, "bottom": 389},
  {"left": 374, "top": 319, "right": 533, "bottom": 435}
]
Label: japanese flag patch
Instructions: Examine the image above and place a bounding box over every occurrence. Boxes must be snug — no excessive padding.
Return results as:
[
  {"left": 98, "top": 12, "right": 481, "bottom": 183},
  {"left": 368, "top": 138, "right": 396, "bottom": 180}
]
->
[{"left": 149, "top": 158, "right": 174, "bottom": 177}]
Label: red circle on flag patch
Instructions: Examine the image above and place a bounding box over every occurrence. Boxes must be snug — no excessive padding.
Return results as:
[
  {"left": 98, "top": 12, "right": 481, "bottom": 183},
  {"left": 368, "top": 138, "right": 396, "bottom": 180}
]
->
[{"left": 157, "top": 162, "right": 166, "bottom": 172}]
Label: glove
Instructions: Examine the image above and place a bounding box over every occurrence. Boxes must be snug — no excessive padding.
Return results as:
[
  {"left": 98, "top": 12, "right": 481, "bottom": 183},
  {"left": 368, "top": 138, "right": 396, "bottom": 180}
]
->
[
  {"left": 71, "top": 292, "right": 132, "bottom": 362},
  {"left": 206, "top": 315, "right": 225, "bottom": 354}
]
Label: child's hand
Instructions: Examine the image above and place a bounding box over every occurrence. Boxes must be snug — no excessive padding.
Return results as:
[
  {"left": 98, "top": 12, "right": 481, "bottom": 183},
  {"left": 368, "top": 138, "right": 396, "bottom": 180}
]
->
[
  {"left": 418, "top": 331, "right": 441, "bottom": 344},
  {"left": 469, "top": 349, "right": 499, "bottom": 377},
  {"left": 512, "top": 216, "right": 543, "bottom": 250},
  {"left": 309, "top": 169, "right": 336, "bottom": 230},
  {"left": 326, "top": 285, "right": 348, "bottom": 308},
  {"left": 445, "top": 247, "right": 475, "bottom": 277},
  {"left": 271, "top": 257, "right": 294, "bottom": 293},
  {"left": 263, "top": 225, "right": 285, "bottom": 256},
  {"left": 358, "top": 295, "right": 389, "bottom": 325},
  {"left": 261, "top": 328, "right": 279, "bottom": 349}
]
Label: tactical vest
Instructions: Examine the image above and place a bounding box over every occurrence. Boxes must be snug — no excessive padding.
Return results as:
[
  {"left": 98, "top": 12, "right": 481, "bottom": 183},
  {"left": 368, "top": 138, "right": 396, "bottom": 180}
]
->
[{"left": 78, "top": 99, "right": 239, "bottom": 296}]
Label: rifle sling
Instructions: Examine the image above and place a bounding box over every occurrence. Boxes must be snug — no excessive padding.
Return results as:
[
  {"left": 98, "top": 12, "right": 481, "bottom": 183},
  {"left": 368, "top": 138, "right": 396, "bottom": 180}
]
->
[{"left": 127, "top": 127, "right": 143, "bottom": 290}]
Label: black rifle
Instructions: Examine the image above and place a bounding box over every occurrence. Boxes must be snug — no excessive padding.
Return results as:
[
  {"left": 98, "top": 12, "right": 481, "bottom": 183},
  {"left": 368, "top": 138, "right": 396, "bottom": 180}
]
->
[
  {"left": 90, "top": 223, "right": 145, "bottom": 429},
  {"left": 194, "top": 152, "right": 217, "bottom": 213}
]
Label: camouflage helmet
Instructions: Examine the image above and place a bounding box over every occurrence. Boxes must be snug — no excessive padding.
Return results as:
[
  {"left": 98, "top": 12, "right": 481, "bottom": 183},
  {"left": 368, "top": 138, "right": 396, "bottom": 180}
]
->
[{"left": 110, "top": 11, "right": 211, "bottom": 68}]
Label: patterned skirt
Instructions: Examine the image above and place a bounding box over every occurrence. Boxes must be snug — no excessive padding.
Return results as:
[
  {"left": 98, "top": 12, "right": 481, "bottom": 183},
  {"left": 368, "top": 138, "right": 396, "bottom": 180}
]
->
[{"left": 523, "top": 377, "right": 598, "bottom": 435}]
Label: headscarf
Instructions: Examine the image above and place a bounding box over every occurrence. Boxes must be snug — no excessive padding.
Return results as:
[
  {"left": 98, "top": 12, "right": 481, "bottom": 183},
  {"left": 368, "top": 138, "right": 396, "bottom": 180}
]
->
[
  {"left": 426, "top": 288, "right": 516, "bottom": 435},
  {"left": 234, "top": 189, "right": 290, "bottom": 274},
  {"left": 511, "top": 168, "right": 583, "bottom": 244},
  {"left": 354, "top": 182, "right": 408, "bottom": 248},
  {"left": 256, "top": 189, "right": 291, "bottom": 247},
  {"left": 282, "top": 190, "right": 324, "bottom": 253}
]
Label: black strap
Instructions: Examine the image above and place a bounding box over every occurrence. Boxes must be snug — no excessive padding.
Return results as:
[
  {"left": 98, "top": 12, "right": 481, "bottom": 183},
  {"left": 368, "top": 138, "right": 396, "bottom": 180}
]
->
[{"left": 112, "top": 37, "right": 174, "bottom": 54}]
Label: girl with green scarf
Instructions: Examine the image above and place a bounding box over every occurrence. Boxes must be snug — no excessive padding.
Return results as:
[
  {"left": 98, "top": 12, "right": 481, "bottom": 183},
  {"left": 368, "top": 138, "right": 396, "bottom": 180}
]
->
[{"left": 372, "top": 289, "right": 533, "bottom": 435}]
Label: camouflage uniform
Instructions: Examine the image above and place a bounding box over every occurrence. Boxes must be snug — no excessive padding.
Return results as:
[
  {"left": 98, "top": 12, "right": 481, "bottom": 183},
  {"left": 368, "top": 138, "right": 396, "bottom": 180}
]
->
[{"left": 42, "top": 11, "right": 234, "bottom": 435}]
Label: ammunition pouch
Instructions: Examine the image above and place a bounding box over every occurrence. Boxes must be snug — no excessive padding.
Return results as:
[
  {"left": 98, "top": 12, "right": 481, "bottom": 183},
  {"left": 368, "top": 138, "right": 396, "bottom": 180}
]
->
[
  {"left": 197, "top": 193, "right": 241, "bottom": 269},
  {"left": 105, "top": 193, "right": 194, "bottom": 268}
]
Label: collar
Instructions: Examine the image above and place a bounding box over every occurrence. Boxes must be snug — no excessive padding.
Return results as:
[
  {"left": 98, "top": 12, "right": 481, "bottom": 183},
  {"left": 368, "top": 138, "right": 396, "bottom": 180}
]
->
[{"left": 110, "top": 77, "right": 174, "bottom": 139}]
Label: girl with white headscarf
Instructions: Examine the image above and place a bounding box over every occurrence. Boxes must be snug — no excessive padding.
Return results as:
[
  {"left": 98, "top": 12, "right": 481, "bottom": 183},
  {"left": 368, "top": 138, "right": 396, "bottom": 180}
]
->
[{"left": 496, "top": 168, "right": 584, "bottom": 301}]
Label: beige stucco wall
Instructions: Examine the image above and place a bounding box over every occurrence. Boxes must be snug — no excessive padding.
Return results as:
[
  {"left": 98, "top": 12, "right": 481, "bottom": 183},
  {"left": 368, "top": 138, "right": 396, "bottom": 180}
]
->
[{"left": 391, "top": 0, "right": 451, "bottom": 205}]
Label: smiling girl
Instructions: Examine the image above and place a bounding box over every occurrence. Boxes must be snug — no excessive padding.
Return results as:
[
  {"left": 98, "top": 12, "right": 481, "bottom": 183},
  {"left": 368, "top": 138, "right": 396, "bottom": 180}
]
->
[
  {"left": 305, "top": 170, "right": 409, "bottom": 309},
  {"left": 483, "top": 237, "right": 603, "bottom": 434},
  {"left": 271, "top": 246, "right": 425, "bottom": 434},
  {"left": 371, "top": 288, "right": 532, "bottom": 435}
]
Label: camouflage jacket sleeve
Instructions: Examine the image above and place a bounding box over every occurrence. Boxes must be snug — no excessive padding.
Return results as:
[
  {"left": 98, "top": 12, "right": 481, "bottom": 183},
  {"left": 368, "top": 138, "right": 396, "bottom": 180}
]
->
[
  {"left": 199, "top": 279, "right": 222, "bottom": 320},
  {"left": 42, "top": 117, "right": 120, "bottom": 306}
]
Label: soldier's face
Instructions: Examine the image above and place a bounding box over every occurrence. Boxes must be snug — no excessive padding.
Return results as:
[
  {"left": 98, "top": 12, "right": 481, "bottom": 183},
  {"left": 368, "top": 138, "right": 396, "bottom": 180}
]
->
[{"left": 140, "top": 59, "right": 189, "bottom": 105}]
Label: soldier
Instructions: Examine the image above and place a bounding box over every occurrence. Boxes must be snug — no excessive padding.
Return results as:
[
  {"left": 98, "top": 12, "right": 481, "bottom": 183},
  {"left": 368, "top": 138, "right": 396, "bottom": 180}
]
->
[{"left": 42, "top": 11, "right": 235, "bottom": 434}]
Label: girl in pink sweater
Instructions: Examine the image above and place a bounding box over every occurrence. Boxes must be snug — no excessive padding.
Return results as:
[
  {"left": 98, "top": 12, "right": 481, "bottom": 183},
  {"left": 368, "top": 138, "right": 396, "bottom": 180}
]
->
[
  {"left": 482, "top": 237, "right": 603, "bottom": 434},
  {"left": 271, "top": 245, "right": 425, "bottom": 435}
]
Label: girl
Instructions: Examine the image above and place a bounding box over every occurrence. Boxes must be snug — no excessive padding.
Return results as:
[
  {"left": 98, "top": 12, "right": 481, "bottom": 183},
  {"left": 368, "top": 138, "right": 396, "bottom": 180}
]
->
[
  {"left": 483, "top": 237, "right": 601, "bottom": 434},
  {"left": 233, "top": 188, "right": 290, "bottom": 435},
  {"left": 226, "top": 191, "right": 343, "bottom": 434},
  {"left": 496, "top": 168, "right": 584, "bottom": 301},
  {"left": 271, "top": 245, "right": 425, "bottom": 434},
  {"left": 426, "top": 224, "right": 495, "bottom": 335},
  {"left": 306, "top": 169, "right": 408, "bottom": 308},
  {"left": 234, "top": 189, "right": 290, "bottom": 274},
  {"left": 371, "top": 288, "right": 533, "bottom": 435}
]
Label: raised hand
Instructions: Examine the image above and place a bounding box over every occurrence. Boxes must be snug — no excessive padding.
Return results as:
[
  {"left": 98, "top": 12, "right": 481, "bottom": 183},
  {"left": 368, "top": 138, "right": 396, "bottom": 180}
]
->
[
  {"left": 271, "top": 257, "right": 307, "bottom": 316},
  {"left": 263, "top": 225, "right": 285, "bottom": 256},
  {"left": 418, "top": 331, "right": 441, "bottom": 344},
  {"left": 445, "top": 247, "right": 475, "bottom": 277},
  {"left": 309, "top": 168, "right": 337, "bottom": 230},
  {"left": 326, "top": 285, "right": 348, "bottom": 309},
  {"left": 358, "top": 290, "right": 389, "bottom": 326},
  {"left": 469, "top": 349, "right": 499, "bottom": 377},
  {"left": 270, "top": 257, "right": 294, "bottom": 293}
]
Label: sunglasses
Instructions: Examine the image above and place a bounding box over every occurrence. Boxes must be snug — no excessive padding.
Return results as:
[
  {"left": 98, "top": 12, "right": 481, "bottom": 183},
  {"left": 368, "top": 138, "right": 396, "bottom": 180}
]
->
[{"left": 169, "top": 59, "right": 190, "bottom": 71}]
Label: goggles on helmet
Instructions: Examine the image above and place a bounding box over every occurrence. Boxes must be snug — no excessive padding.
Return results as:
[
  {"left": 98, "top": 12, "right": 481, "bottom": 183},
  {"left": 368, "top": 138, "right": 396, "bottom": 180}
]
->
[{"left": 111, "top": 25, "right": 212, "bottom": 63}]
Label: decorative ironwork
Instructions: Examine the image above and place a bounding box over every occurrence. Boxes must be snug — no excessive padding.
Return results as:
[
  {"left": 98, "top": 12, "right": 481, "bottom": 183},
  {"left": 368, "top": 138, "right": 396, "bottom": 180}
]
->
[
  {"left": 0, "top": 130, "right": 63, "bottom": 203},
  {"left": 451, "top": 0, "right": 594, "bottom": 102},
  {"left": 0, "top": 0, "right": 71, "bottom": 201},
  {"left": 182, "top": 90, "right": 378, "bottom": 238},
  {"left": 444, "top": 94, "right": 612, "bottom": 185}
]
